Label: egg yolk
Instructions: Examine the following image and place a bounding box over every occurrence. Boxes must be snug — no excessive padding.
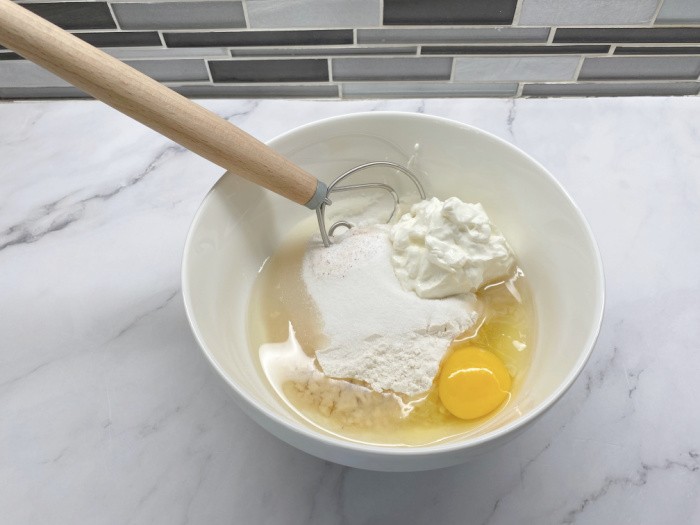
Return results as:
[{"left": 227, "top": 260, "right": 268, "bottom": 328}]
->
[{"left": 438, "top": 346, "right": 512, "bottom": 420}]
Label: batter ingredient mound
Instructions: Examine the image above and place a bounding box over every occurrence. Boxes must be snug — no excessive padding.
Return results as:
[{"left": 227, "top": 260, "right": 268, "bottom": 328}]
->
[{"left": 303, "top": 224, "right": 478, "bottom": 396}]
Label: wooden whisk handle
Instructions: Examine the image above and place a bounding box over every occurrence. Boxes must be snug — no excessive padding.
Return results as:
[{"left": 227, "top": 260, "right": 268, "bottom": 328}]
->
[{"left": 0, "top": 0, "right": 325, "bottom": 207}]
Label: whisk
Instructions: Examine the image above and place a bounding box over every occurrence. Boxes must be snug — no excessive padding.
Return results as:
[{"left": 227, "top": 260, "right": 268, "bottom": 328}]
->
[{"left": 0, "top": 0, "right": 425, "bottom": 246}]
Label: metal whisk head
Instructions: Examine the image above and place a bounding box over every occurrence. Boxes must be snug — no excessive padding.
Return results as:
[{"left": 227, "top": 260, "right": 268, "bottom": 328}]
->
[{"left": 315, "top": 161, "right": 426, "bottom": 247}]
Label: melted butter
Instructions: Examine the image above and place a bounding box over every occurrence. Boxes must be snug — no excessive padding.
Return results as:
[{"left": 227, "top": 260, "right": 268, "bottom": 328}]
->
[{"left": 247, "top": 216, "right": 536, "bottom": 447}]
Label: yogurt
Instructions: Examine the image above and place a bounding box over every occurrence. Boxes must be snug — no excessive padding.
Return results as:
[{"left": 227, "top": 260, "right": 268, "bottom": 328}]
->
[{"left": 390, "top": 197, "right": 514, "bottom": 299}]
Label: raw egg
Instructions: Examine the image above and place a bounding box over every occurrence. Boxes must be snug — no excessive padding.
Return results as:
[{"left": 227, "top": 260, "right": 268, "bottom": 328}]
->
[{"left": 438, "top": 346, "right": 512, "bottom": 420}]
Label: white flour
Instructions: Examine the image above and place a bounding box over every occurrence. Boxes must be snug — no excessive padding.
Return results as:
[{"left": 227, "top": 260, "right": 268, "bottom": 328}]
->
[{"left": 302, "top": 225, "right": 477, "bottom": 396}]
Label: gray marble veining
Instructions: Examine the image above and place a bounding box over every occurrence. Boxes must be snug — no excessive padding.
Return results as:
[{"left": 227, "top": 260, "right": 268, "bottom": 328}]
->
[{"left": 1, "top": 97, "right": 699, "bottom": 524}]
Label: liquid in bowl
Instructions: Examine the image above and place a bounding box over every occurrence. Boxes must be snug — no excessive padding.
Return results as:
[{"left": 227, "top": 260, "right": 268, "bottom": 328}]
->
[{"left": 247, "top": 215, "right": 536, "bottom": 446}]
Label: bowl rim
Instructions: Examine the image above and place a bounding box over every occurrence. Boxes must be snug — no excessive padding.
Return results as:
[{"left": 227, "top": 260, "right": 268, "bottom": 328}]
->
[{"left": 182, "top": 110, "right": 605, "bottom": 458}]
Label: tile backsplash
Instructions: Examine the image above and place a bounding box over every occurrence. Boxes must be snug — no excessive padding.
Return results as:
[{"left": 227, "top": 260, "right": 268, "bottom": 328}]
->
[{"left": 1, "top": 0, "right": 699, "bottom": 100}]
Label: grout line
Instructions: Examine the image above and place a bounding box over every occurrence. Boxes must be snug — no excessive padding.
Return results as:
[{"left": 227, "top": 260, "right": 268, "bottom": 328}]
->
[
  {"left": 336, "top": 79, "right": 517, "bottom": 84},
  {"left": 449, "top": 56, "right": 456, "bottom": 81},
  {"left": 204, "top": 59, "right": 214, "bottom": 83},
  {"left": 288, "top": 78, "right": 698, "bottom": 86},
  {"left": 244, "top": 27, "right": 357, "bottom": 32},
  {"left": 547, "top": 27, "right": 556, "bottom": 44},
  {"left": 223, "top": 52, "right": 420, "bottom": 59},
  {"left": 241, "top": 0, "right": 251, "bottom": 29},
  {"left": 206, "top": 55, "right": 350, "bottom": 61},
  {"left": 14, "top": 79, "right": 696, "bottom": 89},
  {"left": 157, "top": 30, "right": 166, "bottom": 47},
  {"left": 532, "top": 22, "right": 700, "bottom": 29},
  {"left": 226, "top": 44, "right": 417, "bottom": 50},
  {"left": 165, "top": 81, "right": 344, "bottom": 87},
  {"left": 608, "top": 44, "right": 616, "bottom": 55},
  {"left": 605, "top": 43, "right": 700, "bottom": 47},
  {"left": 61, "top": 23, "right": 700, "bottom": 34},
  {"left": 379, "top": 0, "right": 384, "bottom": 26},
  {"left": 651, "top": 22, "right": 700, "bottom": 28},
  {"left": 106, "top": 2, "right": 121, "bottom": 31},
  {"left": 108, "top": 28, "right": 356, "bottom": 34},
  {"left": 573, "top": 55, "right": 585, "bottom": 80},
  {"left": 337, "top": 82, "right": 343, "bottom": 99},
  {"left": 353, "top": 28, "right": 357, "bottom": 45},
  {"left": 515, "top": 82, "right": 524, "bottom": 97},
  {"left": 651, "top": 0, "right": 666, "bottom": 26},
  {"left": 327, "top": 58, "right": 333, "bottom": 81},
  {"left": 69, "top": 29, "right": 136, "bottom": 34},
  {"left": 223, "top": 43, "right": 636, "bottom": 50},
  {"left": 371, "top": 22, "right": 700, "bottom": 29},
  {"left": 512, "top": 0, "right": 525, "bottom": 26}
]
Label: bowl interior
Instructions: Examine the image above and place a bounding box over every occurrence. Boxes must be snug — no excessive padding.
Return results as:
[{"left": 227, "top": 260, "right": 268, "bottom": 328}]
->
[{"left": 183, "top": 112, "right": 603, "bottom": 461}]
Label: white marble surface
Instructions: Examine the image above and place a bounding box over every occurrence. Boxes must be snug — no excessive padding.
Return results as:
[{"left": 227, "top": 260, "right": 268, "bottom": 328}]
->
[{"left": 1, "top": 96, "right": 699, "bottom": 524}]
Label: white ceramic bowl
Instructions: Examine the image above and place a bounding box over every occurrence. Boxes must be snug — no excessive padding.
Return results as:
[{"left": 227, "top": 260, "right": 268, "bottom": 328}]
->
[{"left": 182, "top": 112, "right": 604, "bottom": 472}]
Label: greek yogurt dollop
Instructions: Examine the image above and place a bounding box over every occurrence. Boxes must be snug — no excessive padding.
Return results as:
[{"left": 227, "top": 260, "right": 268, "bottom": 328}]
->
[{"left": 389, "top": 197, "right": 514, "bottom": 299}]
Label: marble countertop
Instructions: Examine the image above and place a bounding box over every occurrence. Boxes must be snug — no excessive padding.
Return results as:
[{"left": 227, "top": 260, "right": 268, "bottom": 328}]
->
[{"left": 1, "top": 96, "right": 699, "bottom": 524}]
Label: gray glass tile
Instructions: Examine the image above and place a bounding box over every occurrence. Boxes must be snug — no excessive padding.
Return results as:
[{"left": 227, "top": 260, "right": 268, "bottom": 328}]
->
[
  {"left": 614, "top": 46, "right": 700, "bottom": 55},
  {"left": 164, "top": 30, "right": 353, "bottom": 48},
  {"left": 19, "top": 2, "right": 116, "bottom": 30},
  {"left": 171, "top": 83, "right": 339, "bottom": 98},
  {"left": 358, "top": 27, "right": 549, "bottom": 45},
  {"left": 230, "top": 46, "right": 417, "bottom": 57},
  {"left": 523, "top": 82, "right": 700, "bottom": 97},
  {"left": 0, "top": 86, "right": 89, "bottom": 99},
  {"left": 106, "top": 47, "right": 230, "bottom": 59},
  {"left": 579, "top": 57, "right": 700, "bottom": 80},
  {"left": 332, "top": 57, "right": 452, "bottom": 81},
  {"left": 342, "top": 81, "right": 517, "bottom": 98},
  {"left": 554, "top": 27, "right": 700, "bottom": 44},
  {"left": 0, "top": 52, "right": 22, "bottom": 60},
  {"left": 454, "top": 56, "right": 579, "bottom": 81},
  {"left": 112, "top": 2, "right": 245, "bottom": 30},
  {"left": 246, "top": 0, "right": 380, "bottom": 28},
  {"left": 519, "top": 0, "right": 658, "bottom": 25},
  {"left": 74, "top": 31, "right": 162, "bottom": 48},
  {"left": 656, "top": 0, "right": 700, "bottom": 24},
  {"left": 209, "top": 59, "right": 329, "bottom": 82},
  {"left": 0, "top": 61, "right": 70, "bottom": 87},
  {"left": 384, "top": 0, "right": 517, "bottom": 25},
  {"left": 124, "top": 59, "right": 209, "bottom": 82},
  {"left": 422, "top": 45, "right": 609, "bottom": 55},
  {"left": 0, "top": 56, "right": 208, "bottom": 87}
]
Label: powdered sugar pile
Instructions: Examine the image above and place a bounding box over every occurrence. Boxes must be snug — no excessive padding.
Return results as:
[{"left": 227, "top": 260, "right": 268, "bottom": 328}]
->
[{"left": 302, "top": 225, "right": 478, "bottom": 396}]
